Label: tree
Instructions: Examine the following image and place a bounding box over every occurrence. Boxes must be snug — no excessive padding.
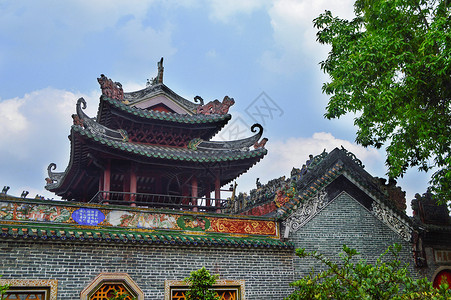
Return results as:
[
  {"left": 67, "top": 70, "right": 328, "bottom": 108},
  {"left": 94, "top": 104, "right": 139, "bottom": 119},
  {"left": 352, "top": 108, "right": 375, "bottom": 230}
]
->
[
  {"left": 286, "top": 244, "right": 451, "bottom": 299},
  {"left": 184, "top": 267, "right": 220, "bottom": 300},
  {"left": 314, "top": 0, "right": 451, "bottom": 204}
]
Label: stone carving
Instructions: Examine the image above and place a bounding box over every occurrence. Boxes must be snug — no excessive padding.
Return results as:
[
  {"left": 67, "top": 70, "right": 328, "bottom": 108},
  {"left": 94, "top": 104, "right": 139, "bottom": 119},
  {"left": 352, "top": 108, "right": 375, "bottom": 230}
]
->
[
  {"left": 196, "top": 96, "right": 235, "bottom": 115},
  {"left": 97, "top": 74, "right": 124, "bottom": 101},
  {"left": 234, "top": 176, "right": 286, "bottom": 212},
  {"left": 371, "top": 201, "right": 412, "bottom": 241},
  {"left": 375, "top": 177, "right": 406, "bottom": 212},
  {"left": 340, "top": 146, "right": 365, "bottom": 168},
  {"left": 282, "top": 189, "right": 328, "bottom": 238},
  {"left": 307, "top": 150, "right": 328, "bottom": 170}
]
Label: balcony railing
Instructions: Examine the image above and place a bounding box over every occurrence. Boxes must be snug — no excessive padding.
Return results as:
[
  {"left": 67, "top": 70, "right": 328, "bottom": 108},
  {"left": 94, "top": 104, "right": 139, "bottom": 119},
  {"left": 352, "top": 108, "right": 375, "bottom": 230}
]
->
[{"left": 89, "top": 191, "right": 232, "bottom": 213}]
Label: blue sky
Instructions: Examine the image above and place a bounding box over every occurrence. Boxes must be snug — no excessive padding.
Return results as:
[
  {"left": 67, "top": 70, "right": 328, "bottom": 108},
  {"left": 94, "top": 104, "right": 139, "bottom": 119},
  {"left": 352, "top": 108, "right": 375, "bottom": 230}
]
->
[{"left": 0, "top": 0, "right": 430, "bottom": 213}]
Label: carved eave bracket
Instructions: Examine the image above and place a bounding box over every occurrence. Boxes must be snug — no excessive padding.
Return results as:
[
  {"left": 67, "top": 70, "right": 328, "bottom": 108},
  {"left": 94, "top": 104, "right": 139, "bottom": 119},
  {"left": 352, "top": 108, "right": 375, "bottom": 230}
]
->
[
  {"left": 281, "top": 189, "right": 329, "bottom": 239},
  {"left": 188, "top": 123, "right": 266, "bottom": 151},
  {"left": 196, "top": 96, "right": 235, "bottom": 115},
  {"left": 371, "top": 201, "right": 412, "bottom": 242},
  {"left": 45, "top": 163, "right": 65, "bottom": 186},
  {"left": 76, "top": 98, "right": 129, "bottom": 142}
]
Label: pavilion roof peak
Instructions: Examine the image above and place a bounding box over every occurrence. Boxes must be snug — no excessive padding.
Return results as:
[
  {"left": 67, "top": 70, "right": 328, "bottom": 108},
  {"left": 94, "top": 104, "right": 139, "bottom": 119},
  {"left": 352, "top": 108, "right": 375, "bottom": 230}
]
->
[{"left": 97, "top": 58, "right": 236, "bottom": 116}]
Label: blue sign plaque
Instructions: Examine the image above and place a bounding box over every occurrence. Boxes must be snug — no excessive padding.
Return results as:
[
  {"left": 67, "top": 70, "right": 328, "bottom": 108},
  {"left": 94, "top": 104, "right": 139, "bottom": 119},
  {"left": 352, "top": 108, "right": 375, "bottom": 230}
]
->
[{"left": 72, "top": 208, "right": 105, "bottom": 226}]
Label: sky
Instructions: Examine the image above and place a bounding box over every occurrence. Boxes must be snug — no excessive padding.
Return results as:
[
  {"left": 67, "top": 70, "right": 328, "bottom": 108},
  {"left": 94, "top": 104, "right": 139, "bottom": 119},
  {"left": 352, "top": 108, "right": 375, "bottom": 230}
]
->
[{"left": 0, "top": 0, "right": 431, "bottom": 214}]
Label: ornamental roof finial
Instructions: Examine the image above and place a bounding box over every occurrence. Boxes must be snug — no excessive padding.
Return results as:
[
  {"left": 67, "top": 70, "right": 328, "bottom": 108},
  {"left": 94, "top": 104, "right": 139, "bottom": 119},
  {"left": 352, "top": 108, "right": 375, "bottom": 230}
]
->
[{"left": 147, "top": 57, "right": 164, "bottom": 86}]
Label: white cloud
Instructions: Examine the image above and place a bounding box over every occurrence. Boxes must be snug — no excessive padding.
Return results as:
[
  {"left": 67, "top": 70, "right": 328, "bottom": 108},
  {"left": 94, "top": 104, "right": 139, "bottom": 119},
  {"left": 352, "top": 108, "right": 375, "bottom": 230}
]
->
[
  {"left": 0, "top": 98, "right": 28, "bottom": 138},
  {"left": 0, "top": 1, "right": 176, "bottom": 67},
  {"left": 0, "top": 88, "right": 99, "bottom": 199},
  {"left": 260, "top": 0, "right": 355, "bottom": 74}
]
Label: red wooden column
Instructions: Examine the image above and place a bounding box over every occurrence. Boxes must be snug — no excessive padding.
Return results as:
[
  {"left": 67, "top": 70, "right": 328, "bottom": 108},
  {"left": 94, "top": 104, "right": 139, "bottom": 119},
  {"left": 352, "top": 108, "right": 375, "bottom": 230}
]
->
[
  {"left": 205, "top": 182, "right": 211, "bottom": 208},
  {"left": 215, "top": 173, "right": 221, "bottom": 213},
  {"left": 103, "top": 160, "right": 111, "bottom": 204},
  {"left": 191, "top": 176, "right": 198, "bottom": 212},
  {"left": 129, "top": 164, "right": 137, "bottom": 207}
]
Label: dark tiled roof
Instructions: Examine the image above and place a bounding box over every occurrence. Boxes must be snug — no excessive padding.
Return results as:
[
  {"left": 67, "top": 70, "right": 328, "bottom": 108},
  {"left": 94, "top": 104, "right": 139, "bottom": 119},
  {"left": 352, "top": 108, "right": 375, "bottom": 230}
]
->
[
  {"left": 0, "top": 223, "right": 294, "bottom": 250},
  {"left": 124, "top": 83, "right": 199, "bottom": 112},
  {"left": 73, "top": 125, "right": 267, "bottom": 163},
  {"left": 102, "top": 96, "right": 231, "bottom": 124}
]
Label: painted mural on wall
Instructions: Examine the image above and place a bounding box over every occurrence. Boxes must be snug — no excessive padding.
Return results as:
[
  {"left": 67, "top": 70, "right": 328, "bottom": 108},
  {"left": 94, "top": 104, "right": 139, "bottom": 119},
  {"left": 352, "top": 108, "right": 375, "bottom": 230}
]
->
[
  {"left": 208, "top": 218, "right": 277, "bottom": 236},
  {"left": 0, "top": 201, "right": 278, "bottom": 237},
  {"left": 106, "top": 211, "right": 178, "bottom": 230},
  {"left": 0, "top": 202, "right": 71, "bottom": 222}
]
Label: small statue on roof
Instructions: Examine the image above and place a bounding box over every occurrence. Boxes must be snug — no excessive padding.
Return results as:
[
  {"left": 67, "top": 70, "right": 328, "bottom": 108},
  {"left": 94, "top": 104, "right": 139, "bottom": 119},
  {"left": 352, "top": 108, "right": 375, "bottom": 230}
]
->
[
  {"left": 196, "top": 96, "right": 235, "bottom": 115},
  {"left": 256, "top": 178, "right": 262, "bottom": 189},
  {"left": 254, "top": 137, "right": 268, "bottom": 149},
  {"left": 97, "top": 74, "right": 124, "bottom": 101}
]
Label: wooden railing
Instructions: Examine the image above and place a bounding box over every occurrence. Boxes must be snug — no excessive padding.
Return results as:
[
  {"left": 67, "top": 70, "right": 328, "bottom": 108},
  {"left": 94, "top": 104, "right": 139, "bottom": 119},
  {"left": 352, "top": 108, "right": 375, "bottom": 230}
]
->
[{"left": 89, "top": 191, "right": 232, "bottom": 213}]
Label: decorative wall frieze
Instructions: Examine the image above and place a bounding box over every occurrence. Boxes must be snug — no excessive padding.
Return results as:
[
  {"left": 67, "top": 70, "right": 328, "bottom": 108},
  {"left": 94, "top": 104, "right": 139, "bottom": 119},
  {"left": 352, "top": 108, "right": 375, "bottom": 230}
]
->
[
  {"left": 282, "top": 189, "right": 328, "bottom": 238},
  {"left": 371, "top": 201, "right": 412, "bottom": 242},
  {"left": 0, "top": 200, "right": 278, "bottom": 237}
]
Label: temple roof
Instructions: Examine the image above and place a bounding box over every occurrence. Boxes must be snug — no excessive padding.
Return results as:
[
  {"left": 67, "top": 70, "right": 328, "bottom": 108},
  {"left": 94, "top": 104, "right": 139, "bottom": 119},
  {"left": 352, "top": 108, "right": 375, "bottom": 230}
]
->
[
  {"left": 45, "top": 98, "right": 268, "bottom": 199},
  {"left": 72, "top": 124, "right": 267, "bottom": 162},
  {"left": 98, "top": 95, "right": 231, "bottom": 125}
]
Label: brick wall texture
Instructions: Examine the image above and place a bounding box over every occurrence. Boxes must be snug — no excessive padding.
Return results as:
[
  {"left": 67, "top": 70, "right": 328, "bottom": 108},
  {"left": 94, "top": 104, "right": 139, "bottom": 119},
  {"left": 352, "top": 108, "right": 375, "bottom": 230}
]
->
[
  {"left": 0, "top": 241, "right": 294, "bottom": 299},
  {"left": 289, "top": 192, "right": 417, "bottom": 278}
]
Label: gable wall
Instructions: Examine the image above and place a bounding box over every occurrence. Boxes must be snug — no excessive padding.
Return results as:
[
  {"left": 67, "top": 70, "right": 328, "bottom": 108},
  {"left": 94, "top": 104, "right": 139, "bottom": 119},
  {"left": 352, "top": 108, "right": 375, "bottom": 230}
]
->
[{"left": 289, "top": 191, "right": 416, "bottom": 277}]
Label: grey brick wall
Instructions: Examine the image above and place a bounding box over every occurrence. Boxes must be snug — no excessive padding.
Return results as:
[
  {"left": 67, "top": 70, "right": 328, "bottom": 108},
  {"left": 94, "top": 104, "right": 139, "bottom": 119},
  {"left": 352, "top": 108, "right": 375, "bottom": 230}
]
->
[
  {"left": 0, "top": 241, "right": 294, "bottom": 299},
  {"left": 289, "top": 192, "right": 417, "bottom": 278}
]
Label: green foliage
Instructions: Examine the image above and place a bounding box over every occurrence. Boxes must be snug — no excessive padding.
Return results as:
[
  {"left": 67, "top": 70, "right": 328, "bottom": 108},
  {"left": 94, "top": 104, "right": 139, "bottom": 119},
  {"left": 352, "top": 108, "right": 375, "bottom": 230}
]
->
[
  {"left": 286, "top": 244, "right": 451, "bottom": 299},
  {"left": 107, "top": 290, "right": 136, "bottom": 300},
  {"left": 0, "top": 276, "right": 9, "bottom": 297},
  {"left": 314, "top": 0, "right": 451, "bottom": 204},
  {"left": 184, "top": 267, "right": 220, "bottom": 300}
]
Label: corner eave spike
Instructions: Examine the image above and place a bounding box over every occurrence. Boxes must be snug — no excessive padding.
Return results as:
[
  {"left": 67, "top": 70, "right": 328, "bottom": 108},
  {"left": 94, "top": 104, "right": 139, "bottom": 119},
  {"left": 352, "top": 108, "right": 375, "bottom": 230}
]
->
[{"left": 157, "top": 57, "right": 164, "bottom": 84}]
